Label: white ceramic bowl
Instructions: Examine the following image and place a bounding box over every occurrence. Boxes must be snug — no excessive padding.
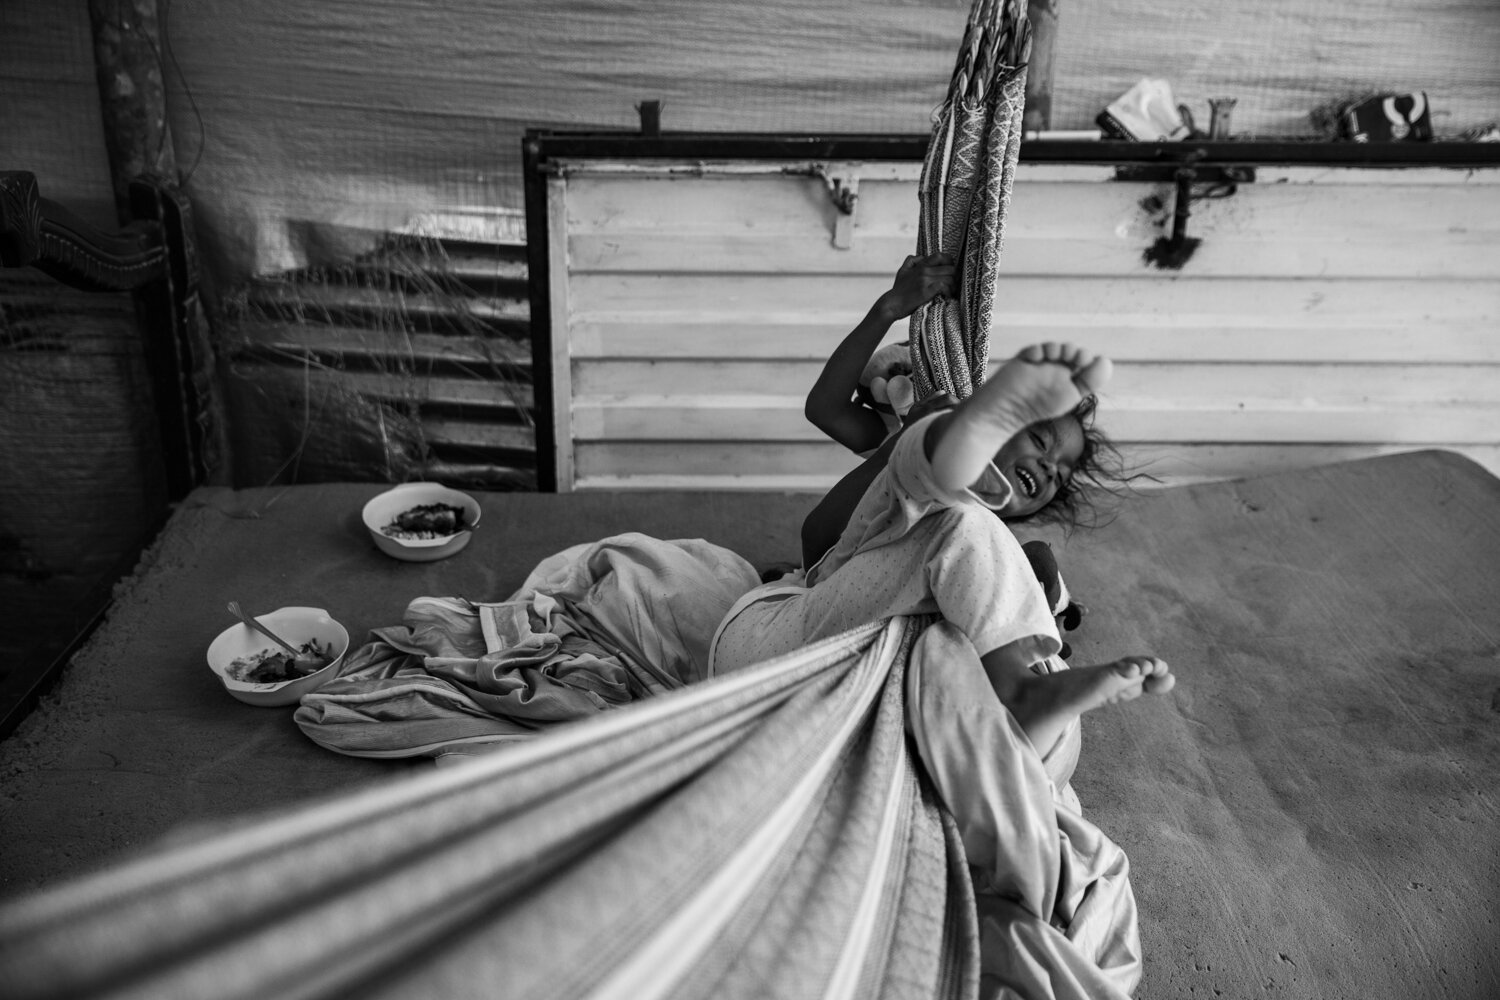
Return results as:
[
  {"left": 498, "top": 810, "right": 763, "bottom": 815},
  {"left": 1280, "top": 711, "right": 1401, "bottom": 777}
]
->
[
  {"left": 207, "top": 607, "right": 350, "bottom": 707},
  {"left": 360, "top": 482, "right": 482, "bottom": 562}
]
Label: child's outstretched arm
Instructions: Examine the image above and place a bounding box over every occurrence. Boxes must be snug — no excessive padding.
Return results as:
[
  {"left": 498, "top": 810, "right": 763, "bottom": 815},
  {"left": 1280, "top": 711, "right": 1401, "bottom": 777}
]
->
[{"left": 804, "top": 252, "right": 955, "bottom": 455}]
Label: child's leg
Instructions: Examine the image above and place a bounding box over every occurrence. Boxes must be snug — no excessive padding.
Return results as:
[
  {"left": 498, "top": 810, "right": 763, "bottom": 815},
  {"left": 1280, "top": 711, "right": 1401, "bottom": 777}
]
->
[
  {"left": 1003, "top": 656, "right": 1175, "bottom": 759},
  {"left": 920, "top": 509, "right": 1175, "bottom": 758},
  {"left": 929, "top": 343, "right": 1113, "bottom": 494},
  {"left": 919, "top": 343, "right": 1172, "bottom": 753},
  {"left": 721, "top": 500, "right": 1035, "bottom": 676}
]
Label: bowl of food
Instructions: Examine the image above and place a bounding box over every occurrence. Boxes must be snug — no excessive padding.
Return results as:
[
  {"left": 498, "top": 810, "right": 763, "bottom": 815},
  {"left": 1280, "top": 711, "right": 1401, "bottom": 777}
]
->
[
  {"left": 207, "top": 607, "right": 350, "bottom": 707},
  {"left": 361, "top": 482, "right": 482, "bottom": 562}
]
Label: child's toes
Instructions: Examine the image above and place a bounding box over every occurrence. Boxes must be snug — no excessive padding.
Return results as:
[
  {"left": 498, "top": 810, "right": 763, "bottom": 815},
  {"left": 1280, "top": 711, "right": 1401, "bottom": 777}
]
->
[
  {"left": 1073, "top": 354, "right": 1113, "bottom": 394},
  {"left": 1140, "top": 657, "right": 1175, "bottom": 692},
  {"left": 1115, "top": 655, "right": 1170, "bottom": 681},
  {"left": 1140, "top": 655, "right": 1168, "bottom": 675},
  {"left": 1019, "top": 342, "right": 1072, "bottom": 364},
  {"left": 1143, "top": 671, "right": 1176, "bottom": 694}
]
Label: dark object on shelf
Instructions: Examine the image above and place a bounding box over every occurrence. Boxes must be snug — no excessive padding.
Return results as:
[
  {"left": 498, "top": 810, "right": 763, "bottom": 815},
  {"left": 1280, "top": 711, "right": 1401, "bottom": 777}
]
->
[
  {"left": 1340, "top": 93, "right": 1432, "bottom": 143},
  {"left": 1173, "top": 103, "right": 1208, "bottom": 141},
  {"left": 636, "top": 99, "right": 662, "bottom": 137},
  {"left": 1208, "top": 97, "right": 1238, "bottom": 139}
]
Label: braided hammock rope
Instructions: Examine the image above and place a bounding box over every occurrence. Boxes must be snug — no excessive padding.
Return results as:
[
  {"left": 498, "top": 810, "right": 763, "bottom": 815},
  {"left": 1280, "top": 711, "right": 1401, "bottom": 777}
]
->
[{"left": 910, "top": 0, "right": 1032, "bottom": 403}]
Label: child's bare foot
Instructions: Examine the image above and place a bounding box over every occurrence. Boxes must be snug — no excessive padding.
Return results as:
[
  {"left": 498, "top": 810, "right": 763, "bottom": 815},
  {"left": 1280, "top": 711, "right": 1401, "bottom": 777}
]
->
[
  {"left": 931, "top": 342, "right": 1113, "bottom": 492},
  {"left": 1002, "top": 343, "right": 1113, "bottom": 424},
  {"left": 1006, "top": 655, "right": 1174, "bottom": 757}
]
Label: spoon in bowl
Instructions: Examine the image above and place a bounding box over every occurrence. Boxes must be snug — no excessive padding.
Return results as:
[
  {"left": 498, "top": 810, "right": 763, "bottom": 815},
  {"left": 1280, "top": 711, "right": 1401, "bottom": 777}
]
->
[
  {"left": 227, "top": 602, "right": 302, "bottom": 656},
  {"left": 225, "top": 605, "right": 331, "bottom": 677}
]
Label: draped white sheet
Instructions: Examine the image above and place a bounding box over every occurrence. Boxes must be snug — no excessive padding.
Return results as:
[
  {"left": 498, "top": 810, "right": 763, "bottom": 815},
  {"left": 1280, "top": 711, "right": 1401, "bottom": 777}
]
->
[{"left": 0, "top": 534, "right": 1140, "bottom": 1000}]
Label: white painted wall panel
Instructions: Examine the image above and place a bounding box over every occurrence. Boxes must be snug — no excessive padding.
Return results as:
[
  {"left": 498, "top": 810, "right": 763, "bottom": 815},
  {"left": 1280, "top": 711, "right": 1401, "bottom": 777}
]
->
[{"left": 547, "top": 160, "right": 1500, "bottom": 491}]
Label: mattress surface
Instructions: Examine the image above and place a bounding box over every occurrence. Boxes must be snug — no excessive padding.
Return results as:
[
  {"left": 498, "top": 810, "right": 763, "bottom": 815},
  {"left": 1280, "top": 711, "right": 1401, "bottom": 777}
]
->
[{"left": 1, "top": 450, "right": 1495, "bottom": 999}]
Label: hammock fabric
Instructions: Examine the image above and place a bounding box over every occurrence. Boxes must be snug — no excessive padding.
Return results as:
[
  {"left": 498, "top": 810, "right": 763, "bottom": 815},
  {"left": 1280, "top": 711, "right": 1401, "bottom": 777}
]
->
[
  {"left": 0, "top": 612, "right": 1138, "bottom": 1000},
  {"left": 910, "top": 0, "right": 1032, "bottom": 404}
]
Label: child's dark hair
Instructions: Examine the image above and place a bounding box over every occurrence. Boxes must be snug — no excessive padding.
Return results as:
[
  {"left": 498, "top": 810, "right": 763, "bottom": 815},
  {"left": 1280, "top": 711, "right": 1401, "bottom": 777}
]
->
[{"left": 1015, "top": 395, "right": 1154, "bottom": 532}]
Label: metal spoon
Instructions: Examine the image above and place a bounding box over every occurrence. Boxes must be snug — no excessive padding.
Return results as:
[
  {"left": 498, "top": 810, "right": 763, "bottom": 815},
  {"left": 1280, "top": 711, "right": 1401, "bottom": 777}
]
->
[{"left": 226, "top": 601, "right": 303, "bottom": 659}]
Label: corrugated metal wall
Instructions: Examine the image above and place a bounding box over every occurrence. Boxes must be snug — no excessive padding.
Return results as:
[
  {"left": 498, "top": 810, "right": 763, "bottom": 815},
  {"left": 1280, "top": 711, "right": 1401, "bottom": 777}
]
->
[
  {"left": 545, "top": 160, "right": 1500, "bottom": 491},
  {"left": 220, "top": 236, "right": 536, "bottom": 489}
]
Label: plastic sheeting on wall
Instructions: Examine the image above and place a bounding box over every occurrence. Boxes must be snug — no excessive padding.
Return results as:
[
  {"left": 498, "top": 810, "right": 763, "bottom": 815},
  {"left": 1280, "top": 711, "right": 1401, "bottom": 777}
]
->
[
  {"left": 129, "top": 0, "right": 1500, "bottom": 282},
  {"left": 6, "top": 0, "right": 1498, "bottom": 281}
]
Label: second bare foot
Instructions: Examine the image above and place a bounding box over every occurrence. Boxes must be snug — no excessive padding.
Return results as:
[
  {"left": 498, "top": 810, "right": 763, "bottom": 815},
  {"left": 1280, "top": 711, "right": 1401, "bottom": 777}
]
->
[{"left": 1008, "top": 655, "right": 1174, "bottom": 758}]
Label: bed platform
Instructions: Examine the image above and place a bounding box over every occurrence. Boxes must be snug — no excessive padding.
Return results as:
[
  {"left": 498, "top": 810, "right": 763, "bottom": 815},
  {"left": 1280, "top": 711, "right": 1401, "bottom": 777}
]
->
[{"left": 1, "top": 449, "right": 1497, "bottom": 998}]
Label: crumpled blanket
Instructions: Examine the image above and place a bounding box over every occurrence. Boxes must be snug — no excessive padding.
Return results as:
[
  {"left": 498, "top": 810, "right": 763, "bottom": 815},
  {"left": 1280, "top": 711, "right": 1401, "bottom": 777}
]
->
[{"left": 294, "top": 533, "right": 762, "bottom": 758}]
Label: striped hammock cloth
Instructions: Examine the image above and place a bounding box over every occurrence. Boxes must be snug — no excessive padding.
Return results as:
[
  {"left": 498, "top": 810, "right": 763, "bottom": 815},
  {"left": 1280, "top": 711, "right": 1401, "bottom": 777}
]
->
[
  {"left": 910, "top": 0, "right": 1032, "bottom": 404},
  {"left": 0, "top": 615, "right": 1138, "bottom": 1000}
]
